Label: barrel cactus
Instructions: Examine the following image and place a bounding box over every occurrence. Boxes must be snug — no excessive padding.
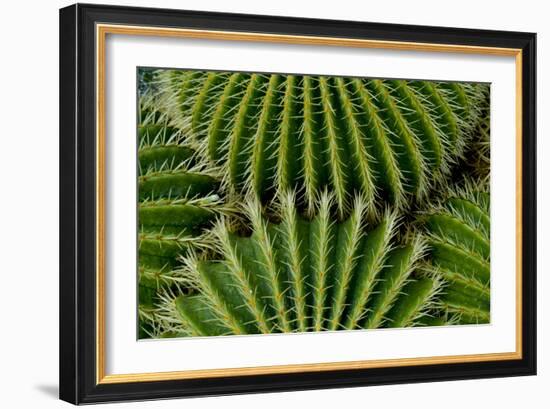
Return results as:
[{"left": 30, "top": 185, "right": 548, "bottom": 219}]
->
[
  {"left": 138, "top": 93, "right": 239, "bottom": 338},
  {"left": 418, "top": 178, "right": 490, "bottom": 324},
  {"left": 157, "top": 192, "right": 443, "bottom": 336},
  {"left": 157, "top": 70, "right": 489, "bottom": 218}
]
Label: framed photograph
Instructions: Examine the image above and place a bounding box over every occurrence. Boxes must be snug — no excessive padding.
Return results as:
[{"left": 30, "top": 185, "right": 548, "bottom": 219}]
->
[{"left": 59, "top": 3, "right": 536, "bottom": 404}]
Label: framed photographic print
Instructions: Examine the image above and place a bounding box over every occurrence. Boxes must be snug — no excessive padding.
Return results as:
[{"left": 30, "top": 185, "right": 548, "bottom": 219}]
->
[{"left": 59, "top": 3, "right": 537, "bottom": 404}]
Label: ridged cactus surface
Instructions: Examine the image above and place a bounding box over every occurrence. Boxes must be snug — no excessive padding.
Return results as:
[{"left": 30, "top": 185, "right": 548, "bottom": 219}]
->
[
  {"left": 138, "top": 95, "right": 235, "bottom": 337},
  {"left": 159, "top": 71, "right": 488, "bottom": 217},
  {"left": 161, "top": 194, "right": 441, "bottom": 336},
  {"left": 420, "top": 180, "right": 490, "bottom": 324}
]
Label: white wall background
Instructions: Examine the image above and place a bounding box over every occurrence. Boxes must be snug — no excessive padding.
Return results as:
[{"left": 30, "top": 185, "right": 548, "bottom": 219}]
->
[{"left": 0, "top": 0, "right": 546, "bottom": 407}]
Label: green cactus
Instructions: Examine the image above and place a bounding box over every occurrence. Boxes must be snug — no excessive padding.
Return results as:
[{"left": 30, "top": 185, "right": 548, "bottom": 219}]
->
[
  {"left": 419, "top": 179, "right": 490, "bottom": 324},
  {"left": 137, "top": 93, "right": 240, "bottom": 338},
  {"left": 158, "top": 70, "right": 489, "bottom": 218},
  {"left": 157, "top": 193, "right": 443, "bottom": 336}
]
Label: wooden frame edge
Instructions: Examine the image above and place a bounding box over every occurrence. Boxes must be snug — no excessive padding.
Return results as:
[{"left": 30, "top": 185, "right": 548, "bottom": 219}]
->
[
  {"left": 94, "top": 23, "right": 525, "bottom": 386},
  {"left": 99, "top": 352, "right": 521, "bottom": 384}
]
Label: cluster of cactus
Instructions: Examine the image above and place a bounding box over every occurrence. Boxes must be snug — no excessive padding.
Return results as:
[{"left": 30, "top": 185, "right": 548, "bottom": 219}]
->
[
  {"left": 137, "top": 92, "right": 239, "bottom": 338},
  {"left": 137, "top": 68, "right": 491, "bottom": 338}
]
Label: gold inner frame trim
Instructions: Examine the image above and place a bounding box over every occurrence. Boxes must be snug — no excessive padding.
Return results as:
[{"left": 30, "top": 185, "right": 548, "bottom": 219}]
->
[{"left": 96, "top": 23, "right": 523, "bottom": 385}]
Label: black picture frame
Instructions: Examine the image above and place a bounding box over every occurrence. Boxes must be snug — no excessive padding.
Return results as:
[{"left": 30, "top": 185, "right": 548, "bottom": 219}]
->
[{"left": 59, "top": 3, "right": 536, "bottom": 404}]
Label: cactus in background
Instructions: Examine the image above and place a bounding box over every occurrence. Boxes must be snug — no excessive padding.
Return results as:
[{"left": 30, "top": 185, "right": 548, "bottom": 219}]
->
[
  {"left": 157, "top": 193, "right": 443, "bottom": 336},
  {"left": 157, "top": 70, "right": 489, "bottom": 218},
  {"left": 418, "top": 179, "right": 490, "bottom": 324},
  {"left": 138, "top": 92, "right": 240, "bottom": 338}
]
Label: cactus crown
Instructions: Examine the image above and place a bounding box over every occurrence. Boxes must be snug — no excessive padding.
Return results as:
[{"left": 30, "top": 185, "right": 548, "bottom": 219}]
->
[
  {"left": 158, "top": 193, "right": 443, "bottom": 336},
  {"left": 157, "top": 71, "right": 488, "bottom": 219}
]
